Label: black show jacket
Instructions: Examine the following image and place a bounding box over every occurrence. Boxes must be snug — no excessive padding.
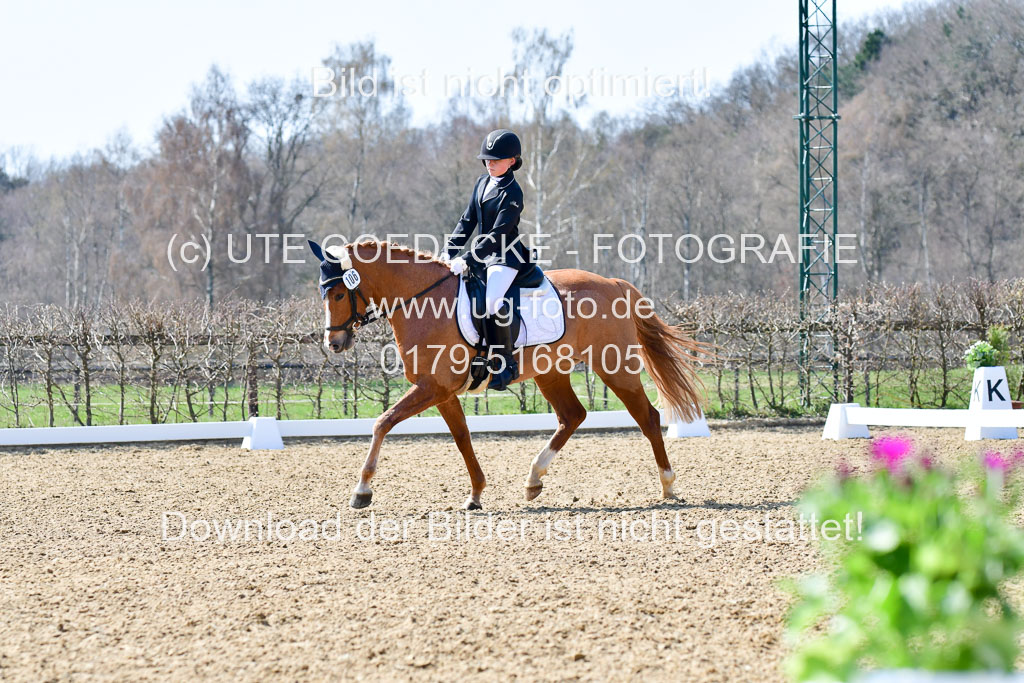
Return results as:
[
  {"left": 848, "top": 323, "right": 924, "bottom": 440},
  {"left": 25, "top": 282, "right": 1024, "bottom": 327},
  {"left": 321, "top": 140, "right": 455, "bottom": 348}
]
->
[{"left": 446, "top": 170, "right": 531, "bottom": 271}]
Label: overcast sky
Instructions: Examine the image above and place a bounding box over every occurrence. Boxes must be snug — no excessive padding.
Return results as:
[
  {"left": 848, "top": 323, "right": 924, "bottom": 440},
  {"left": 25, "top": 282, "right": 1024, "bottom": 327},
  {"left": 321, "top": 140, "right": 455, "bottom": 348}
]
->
[{"left": 1, "top": 0, "right": 924, "bottom": 162}]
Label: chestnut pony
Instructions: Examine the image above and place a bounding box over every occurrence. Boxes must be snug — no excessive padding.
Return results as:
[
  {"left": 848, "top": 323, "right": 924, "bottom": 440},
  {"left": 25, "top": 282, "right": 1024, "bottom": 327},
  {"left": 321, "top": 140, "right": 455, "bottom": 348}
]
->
[{"left": 314, "top": 239, "right": 704, "bottom": 510}]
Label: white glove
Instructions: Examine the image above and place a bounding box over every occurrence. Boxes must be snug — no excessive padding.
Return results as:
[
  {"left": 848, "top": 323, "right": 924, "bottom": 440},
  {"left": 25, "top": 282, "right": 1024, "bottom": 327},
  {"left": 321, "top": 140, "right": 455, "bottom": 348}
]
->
[{"left": 448, "top": 256, "right": 468, "bottom": 275}]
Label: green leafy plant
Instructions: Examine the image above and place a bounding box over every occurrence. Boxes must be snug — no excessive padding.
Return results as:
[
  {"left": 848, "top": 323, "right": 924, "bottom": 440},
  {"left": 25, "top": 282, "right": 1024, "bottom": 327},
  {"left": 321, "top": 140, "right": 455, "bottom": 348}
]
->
[
  {"left": 964, "top": 340, "right": 999, "bottom": 371},
  {"left": 785, "top": 438, "right": 1024, "bottom": 683},
  {"left": 987, "top": 325, "right": 1011, "bottom": 368}
]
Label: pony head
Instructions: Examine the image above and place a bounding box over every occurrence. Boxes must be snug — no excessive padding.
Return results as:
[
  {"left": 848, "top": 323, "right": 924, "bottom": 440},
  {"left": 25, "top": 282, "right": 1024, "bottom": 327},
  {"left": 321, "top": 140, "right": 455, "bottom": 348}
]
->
[{"left": 309, "top": 239, "right": 359, "bottom": 353}]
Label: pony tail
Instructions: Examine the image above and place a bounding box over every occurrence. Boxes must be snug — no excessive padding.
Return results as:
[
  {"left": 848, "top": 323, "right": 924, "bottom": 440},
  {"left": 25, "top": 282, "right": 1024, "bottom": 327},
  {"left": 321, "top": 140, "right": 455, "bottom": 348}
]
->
[{"left": 616, "top": 280, "right": 707, "bottom": 422}]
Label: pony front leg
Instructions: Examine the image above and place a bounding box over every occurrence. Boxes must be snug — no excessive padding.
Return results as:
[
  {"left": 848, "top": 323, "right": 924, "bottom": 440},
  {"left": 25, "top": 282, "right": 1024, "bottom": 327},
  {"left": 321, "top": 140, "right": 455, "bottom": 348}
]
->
[
  {"left": 436, "top": 395, "right": 486, "bottom": 510},
  {"left": 350, "top": 382, "right": 440, "bottom": 509}
]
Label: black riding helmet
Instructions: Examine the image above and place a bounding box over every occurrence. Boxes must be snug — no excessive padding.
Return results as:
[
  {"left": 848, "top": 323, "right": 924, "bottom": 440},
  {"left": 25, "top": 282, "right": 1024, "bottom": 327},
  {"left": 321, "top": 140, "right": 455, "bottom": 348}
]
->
[{"left": 477, "top": 129, "right": 523, "bottom": 171}]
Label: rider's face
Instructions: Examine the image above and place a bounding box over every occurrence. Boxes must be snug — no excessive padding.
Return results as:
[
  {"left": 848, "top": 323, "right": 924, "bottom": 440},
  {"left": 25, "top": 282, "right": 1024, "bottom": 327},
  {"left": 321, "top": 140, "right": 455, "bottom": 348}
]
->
[{"left": 484, "top": 157, "right": 515, "bottom": 176}]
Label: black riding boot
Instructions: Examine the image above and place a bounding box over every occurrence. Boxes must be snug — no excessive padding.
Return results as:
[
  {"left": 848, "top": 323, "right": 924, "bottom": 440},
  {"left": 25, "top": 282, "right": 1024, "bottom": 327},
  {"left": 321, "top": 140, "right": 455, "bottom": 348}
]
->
[{"left": 485, "top": 303, "right": 519, "bottom": 391}]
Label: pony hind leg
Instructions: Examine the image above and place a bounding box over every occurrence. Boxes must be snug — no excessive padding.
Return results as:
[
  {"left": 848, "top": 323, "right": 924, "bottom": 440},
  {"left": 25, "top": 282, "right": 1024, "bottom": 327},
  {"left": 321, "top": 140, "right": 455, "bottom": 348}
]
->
[
  {"left": 593, "top": 365, "right": 677, "bottom": 499},
  {"left": 526, "top": 372, "right": 587, "bottom": 501}
]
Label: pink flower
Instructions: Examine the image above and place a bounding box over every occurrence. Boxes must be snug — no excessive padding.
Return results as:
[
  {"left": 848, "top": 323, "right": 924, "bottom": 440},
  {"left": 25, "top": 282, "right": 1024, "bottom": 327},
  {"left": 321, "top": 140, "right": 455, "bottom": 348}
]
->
[
  {"left": 871, "top": 436, "right": 913, "bottom": 473},
  {"left": 836, "top": 459, "right": 855, "bottom": 481},
  {"left": 983, "top": 450, "right": 1011, "bottom": 472}
]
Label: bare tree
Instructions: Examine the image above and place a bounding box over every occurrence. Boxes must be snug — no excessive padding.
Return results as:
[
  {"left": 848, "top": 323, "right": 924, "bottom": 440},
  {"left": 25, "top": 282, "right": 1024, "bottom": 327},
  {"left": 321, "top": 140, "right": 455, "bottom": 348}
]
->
[
  {"left": 156, "top": 67, "right": 252, "bottom": 308},
  {"left": 248, "top": 73, "right": 329, "bottom": 298}
]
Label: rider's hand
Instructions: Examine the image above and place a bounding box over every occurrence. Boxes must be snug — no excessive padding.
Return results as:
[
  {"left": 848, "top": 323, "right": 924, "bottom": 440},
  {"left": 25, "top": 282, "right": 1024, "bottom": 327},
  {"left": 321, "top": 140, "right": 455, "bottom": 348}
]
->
[{"left": 447, "top": 256, "right": 468, "bottom": 275}]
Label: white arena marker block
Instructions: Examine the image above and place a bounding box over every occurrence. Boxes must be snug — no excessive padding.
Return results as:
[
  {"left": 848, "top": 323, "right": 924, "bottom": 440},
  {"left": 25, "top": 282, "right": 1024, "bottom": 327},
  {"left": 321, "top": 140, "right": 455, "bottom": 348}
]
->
[
  {"left": 965, "top": 366, "right": 1018, "bottom": 441},
  {"left": 666, "top": 408, "right": 710, "bottom": 438},
  {"left": 823, "top": 403, "right": 871, "bottom": 440},
  {"left": 242, "top": 417, "right": 284, "bottom": 450}
]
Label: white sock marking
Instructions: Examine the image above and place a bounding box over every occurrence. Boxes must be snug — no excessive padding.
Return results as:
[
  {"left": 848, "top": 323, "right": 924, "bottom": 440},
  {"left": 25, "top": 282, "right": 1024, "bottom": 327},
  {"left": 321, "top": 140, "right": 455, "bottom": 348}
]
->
[
  {"left": 527, "top": 443, "right": 558, "bottom": 487},
  {"left": 660, "top": 469, "right": 676, "bottom": 497}
]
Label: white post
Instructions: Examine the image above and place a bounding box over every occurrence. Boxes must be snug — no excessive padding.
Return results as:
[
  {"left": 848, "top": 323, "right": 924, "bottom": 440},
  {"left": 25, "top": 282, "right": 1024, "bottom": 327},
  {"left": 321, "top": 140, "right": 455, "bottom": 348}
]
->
[
  {"left": 822, "top": 403, "right": 871, "bottom": 440},
  {"left": 241, "top": 417, "right": 285, "bottom": 450},
  {"left": 965, "top": 366, "right": 1017, "bottom": 440},
  {"left": 665, "top": 408, "right": 710, "bottom": 438}
]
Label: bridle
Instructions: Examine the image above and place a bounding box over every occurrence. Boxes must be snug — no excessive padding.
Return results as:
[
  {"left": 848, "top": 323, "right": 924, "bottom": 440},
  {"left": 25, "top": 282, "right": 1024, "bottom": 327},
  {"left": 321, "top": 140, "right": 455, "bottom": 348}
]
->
[
  {"left": 323, "top": 268, "right": 453, "bottom": 334},
  {"left": 325, "top": 281, "right": 379, "bottom": 334}
]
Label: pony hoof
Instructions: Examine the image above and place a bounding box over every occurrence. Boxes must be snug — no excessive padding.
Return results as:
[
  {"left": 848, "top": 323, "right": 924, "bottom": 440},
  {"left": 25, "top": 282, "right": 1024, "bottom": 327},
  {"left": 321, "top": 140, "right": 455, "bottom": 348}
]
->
[
  {"left": 525, "top": 484, "right": 543, "bottom": 501},
  {"left": 464, "top": 498, "right": 482, "bottom": 511},
  {"left": 350, "top": 492, "right": 373, "bottom": 509}
]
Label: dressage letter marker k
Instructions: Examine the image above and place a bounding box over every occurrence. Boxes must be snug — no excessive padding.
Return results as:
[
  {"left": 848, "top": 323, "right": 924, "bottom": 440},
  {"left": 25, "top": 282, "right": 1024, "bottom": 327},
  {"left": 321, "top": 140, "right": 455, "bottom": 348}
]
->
[
  {"left": 966, "top": 367, "right": 1017, "bottom": 439},
  {"left": 987, "top": 378, "right": 1006, "bottom": 402}
]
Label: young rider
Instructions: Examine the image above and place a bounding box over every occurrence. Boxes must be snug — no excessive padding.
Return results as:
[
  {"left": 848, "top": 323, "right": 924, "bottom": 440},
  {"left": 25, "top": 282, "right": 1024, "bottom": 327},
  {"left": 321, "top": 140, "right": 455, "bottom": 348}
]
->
[{"left": 442, "top": 129, "right": 532, "bottom": 390}]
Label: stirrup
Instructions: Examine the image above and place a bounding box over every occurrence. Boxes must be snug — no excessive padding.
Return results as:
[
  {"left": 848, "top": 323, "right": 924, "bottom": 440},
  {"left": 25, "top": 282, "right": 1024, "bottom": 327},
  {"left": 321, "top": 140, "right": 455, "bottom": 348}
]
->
[
  {"left": 467, "top": 351, "right": 490, "bottom": 392},
  {"left": 487, "top": 354, "right": 519, "bottom": 391}
]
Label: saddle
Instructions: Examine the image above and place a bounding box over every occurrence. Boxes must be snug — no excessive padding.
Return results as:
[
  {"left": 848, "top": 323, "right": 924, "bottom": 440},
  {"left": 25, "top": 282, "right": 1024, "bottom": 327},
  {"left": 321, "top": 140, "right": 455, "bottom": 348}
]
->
[{"left": 464, "top": 262, "right": 546, "bottom": 391}]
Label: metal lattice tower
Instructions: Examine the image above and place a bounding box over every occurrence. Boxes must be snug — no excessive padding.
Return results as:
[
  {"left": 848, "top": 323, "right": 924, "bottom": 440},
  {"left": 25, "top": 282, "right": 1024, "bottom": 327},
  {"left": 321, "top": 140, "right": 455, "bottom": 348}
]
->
[{"left": 796, "top": 0, "right": 840, "bottom": 408}]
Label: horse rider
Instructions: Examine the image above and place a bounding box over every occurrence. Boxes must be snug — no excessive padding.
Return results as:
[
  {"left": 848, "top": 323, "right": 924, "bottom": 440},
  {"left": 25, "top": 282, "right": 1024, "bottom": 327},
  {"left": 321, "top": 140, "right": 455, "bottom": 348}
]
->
[{"left": 441, "top": 129, "right": 532, "bottom": 391}]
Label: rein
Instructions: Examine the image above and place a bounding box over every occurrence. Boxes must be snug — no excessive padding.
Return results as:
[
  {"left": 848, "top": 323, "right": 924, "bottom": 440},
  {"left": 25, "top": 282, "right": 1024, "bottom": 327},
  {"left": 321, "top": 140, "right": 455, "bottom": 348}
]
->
[{"left": 325, "top": 271, "right": 453, "bottom": 333}]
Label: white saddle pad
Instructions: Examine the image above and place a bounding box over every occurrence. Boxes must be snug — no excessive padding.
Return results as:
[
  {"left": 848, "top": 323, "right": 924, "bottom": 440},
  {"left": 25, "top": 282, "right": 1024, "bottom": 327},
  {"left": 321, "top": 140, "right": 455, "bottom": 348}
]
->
[{"left": 456, "top": 276, "right": 566, "bottom": 347}]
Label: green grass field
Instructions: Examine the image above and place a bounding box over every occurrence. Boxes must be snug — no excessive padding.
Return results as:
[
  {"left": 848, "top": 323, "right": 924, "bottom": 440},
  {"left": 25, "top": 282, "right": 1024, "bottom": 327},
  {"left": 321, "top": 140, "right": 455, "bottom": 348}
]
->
[{"left": 1, "top": 364, "right": 1020, "bottom": 428}]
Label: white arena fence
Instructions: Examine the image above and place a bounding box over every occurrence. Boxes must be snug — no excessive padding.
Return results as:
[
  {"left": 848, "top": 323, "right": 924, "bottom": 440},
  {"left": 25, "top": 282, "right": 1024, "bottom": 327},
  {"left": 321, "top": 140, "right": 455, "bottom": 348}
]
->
[
  {"left": 823, "top": 403, "right": 1022, "bottom": 441},
  {"left": 0, "top": 410, "right": 710, "bottom": 450}
]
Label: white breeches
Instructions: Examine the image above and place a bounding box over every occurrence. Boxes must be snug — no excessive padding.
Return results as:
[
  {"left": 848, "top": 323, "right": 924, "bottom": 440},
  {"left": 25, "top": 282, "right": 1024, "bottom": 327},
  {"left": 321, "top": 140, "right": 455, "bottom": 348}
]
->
[{"left": 485, "top": 264, "right": 517, "bottom": 316}]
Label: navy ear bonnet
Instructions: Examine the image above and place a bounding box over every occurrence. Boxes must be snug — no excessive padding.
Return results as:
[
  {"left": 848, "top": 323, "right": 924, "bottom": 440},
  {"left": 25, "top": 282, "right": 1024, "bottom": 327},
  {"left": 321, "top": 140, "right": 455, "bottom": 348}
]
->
[
  {"left": 318, "top": 260, "right": 345, "bottom": 299},
  {"left": 309, "top": 240, "right": 346, "bottom": 299}
]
